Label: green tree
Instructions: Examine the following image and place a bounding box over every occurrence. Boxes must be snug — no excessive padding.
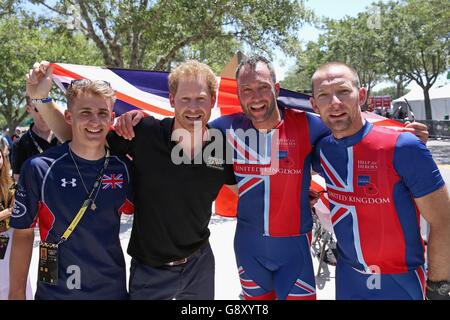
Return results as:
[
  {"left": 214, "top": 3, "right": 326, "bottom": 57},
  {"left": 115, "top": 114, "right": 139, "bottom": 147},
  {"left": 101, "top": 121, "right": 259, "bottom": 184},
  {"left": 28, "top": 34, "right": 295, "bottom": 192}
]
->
[
  {"left": 169, "top": 36, "right": 241, "bottom": 75},
  {"left": 29, "top": 0, "right": 312, "bottom": 70},
  {"left": 380, "top": 0, "right": 450, "bottom": 120},
  {"left": 0, "top": 16, "right": 40, "bottom": 131},
  {"left": 0, "top": 14, "right": 101, "bottom": 131},
  {"left": 281, "top": 40, "right": 324, "bottom": 92},
  {"left": 0, "top": 0, "right": 18, "bottom": 17},
  {"left": 283, "top": 10, "right": 386, "bottom": 103}
]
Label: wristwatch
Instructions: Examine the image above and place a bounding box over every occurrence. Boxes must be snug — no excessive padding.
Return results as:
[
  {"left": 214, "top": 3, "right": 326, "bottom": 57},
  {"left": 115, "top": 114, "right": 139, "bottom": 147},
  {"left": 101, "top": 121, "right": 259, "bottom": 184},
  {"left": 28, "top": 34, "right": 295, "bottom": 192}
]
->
[
  {"left": 31, "top": 97, "right": 53, "bottom": 104},
  {"left": 426, "top": 280, "right": 450, "bottom": 300}
]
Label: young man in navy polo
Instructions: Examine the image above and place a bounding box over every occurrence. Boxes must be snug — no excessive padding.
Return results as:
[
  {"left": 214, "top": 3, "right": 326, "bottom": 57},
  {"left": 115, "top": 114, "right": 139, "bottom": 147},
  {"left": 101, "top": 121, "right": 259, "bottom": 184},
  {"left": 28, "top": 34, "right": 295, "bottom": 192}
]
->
[{"left": 9, "top": 77, "right": 134, "bottom": 300}]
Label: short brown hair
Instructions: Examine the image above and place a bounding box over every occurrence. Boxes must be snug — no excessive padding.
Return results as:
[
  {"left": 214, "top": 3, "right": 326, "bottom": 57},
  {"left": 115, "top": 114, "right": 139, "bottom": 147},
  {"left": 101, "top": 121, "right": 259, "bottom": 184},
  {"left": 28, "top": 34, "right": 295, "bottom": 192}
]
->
[
  {"left": 311, "top": 62, "right": 360, "bottom": 95},
  {"left": 168, "top": 60, "right": 218, "bottom": 98},
  {"left": 236, "top": 55, "right": 277, "bottom": 83},
  {"left": 66, "top": 79, "right": 116, "bottom": 109}
]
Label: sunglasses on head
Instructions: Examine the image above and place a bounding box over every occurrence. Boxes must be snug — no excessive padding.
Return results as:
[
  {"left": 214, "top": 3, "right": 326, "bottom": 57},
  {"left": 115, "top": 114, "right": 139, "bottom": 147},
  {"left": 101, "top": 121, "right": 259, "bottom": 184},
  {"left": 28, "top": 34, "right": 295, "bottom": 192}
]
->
[{"left": 69, "top": 79, "right": 111, "bottom": 87}]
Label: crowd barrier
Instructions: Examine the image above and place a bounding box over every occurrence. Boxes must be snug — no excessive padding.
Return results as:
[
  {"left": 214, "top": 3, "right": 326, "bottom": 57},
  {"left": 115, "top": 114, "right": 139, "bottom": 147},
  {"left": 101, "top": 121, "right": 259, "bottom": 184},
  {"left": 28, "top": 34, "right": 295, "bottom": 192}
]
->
[{"left": 417, "top": 120, "right": 450, "bottom": 139}]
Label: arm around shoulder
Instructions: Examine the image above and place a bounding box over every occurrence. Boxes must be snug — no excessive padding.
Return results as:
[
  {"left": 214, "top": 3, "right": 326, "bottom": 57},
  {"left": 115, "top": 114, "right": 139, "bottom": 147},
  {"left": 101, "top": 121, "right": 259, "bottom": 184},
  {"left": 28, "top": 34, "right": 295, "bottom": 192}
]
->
[{"left": 415, "top": 185, "right": 450, "bottom": 282}]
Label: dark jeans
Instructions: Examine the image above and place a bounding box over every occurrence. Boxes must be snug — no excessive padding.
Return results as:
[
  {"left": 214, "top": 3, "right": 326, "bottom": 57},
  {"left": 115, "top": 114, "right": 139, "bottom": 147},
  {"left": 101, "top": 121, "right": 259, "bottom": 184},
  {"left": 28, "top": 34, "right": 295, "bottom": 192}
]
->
[{"left": 129, "top": 242, "right": 215, "bottom": 300}]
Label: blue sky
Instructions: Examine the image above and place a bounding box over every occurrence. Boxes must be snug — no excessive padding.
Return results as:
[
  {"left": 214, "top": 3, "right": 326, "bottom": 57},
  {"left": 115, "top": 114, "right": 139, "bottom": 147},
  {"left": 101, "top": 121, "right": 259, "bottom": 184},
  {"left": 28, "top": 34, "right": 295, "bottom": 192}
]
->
[
  {"left": 274, "top": 0, "right": 386, "bottom": 80},
  {"left": 275, "top": 0, "right": 383, "bottom": 79},
  {"left": 300, "top": 0, "right": 382, "bottom": 42},
  {"left": 305, "top": 0, "right": 379, "bottom": 20},
  {"left": 275, "top": 0, "right": 449, "bottom": 88}
]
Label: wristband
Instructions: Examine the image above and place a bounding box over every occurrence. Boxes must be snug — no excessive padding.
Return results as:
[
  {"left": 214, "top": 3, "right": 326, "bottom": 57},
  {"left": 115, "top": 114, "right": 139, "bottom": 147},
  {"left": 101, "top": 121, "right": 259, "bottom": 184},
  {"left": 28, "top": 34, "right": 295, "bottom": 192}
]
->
[
  {"left": 31, "top": 97, "right": 53, "bottom": 104},
  {"left": 426, "top": 280, "right": 450, "bottom": 300}
]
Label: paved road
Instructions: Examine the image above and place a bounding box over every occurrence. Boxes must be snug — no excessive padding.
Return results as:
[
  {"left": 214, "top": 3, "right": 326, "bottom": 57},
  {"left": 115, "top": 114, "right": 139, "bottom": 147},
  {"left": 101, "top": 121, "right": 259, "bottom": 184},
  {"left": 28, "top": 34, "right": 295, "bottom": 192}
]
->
[
  {"left": 439, "top": 166, "right": 450, "bottom": 185},
  {"left": 427, "top": 139, "right": 450, "bottom": 184},
  {"left": 428, "top": 139, "right": 450, "bottom": 166}
]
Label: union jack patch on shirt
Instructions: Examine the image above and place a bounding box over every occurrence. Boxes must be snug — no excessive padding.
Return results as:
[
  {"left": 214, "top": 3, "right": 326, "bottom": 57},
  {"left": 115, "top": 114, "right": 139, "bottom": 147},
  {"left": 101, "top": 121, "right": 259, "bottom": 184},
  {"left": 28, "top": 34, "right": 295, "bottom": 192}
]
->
[{"left": 102, "top": 174, "right": 124, "bottom": 190}]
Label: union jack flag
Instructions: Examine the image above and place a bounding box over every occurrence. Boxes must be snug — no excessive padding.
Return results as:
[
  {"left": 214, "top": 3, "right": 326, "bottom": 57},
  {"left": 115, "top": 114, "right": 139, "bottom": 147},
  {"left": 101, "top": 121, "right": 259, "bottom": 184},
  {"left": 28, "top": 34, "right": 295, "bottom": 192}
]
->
[
  {"left": 320, "top": 148, "right": 370, "bottom": 272},
  {"left": 226, "top": 125, "right": 278, "bottom": 203},
  {"left": 50, "top": 63, "right": 312, "bottom": 119},
  {"left": 102, "top": 174, "right": 124, "bottom": 190}
]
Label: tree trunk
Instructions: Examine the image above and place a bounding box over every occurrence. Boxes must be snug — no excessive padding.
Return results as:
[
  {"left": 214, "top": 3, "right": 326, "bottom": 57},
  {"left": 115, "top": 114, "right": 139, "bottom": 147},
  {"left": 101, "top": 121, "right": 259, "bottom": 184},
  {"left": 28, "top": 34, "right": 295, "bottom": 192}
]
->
[
  {"left": 362, "top": 84, "right": 372, "bottom": 111},
  {"left": 396, "top": 81, "right": 402, "bottom": 99},
  {"left": 1, "top": 98, "right": 28, "bottom": 132},
  {"left": 423, "top": 87, "right": 433, "bottom": 120}
]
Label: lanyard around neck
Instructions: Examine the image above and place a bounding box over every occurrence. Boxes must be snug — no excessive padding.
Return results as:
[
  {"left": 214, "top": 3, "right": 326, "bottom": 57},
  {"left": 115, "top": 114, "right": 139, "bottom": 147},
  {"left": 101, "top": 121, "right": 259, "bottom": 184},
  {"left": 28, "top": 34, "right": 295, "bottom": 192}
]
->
[
  {"left": 28, "top": 130, "right": 44, "bottom": 154},
  {"left": 59, "top": 148, "right": 110, "bottom": 244}
]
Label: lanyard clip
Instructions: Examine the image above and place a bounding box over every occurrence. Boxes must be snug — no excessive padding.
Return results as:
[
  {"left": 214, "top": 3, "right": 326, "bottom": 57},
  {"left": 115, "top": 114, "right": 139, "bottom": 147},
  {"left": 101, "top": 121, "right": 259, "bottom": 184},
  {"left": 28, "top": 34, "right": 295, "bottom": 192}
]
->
[{"left": 57, "top": 238, "right": 66, "bottom": 246}]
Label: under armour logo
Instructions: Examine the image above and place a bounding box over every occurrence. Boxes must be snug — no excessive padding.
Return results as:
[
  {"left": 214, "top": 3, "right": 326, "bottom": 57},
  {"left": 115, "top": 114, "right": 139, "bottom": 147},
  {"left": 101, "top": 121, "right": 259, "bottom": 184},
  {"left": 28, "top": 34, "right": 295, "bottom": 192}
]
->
[{"left": 61, "top": 178, "right": 77, "bottom": 187}]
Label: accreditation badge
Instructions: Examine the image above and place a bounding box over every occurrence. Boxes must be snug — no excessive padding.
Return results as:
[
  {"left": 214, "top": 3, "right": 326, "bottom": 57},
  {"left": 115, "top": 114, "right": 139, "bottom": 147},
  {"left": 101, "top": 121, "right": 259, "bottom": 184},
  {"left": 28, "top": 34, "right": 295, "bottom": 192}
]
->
[
  {"left": 38, "top": 241, "right": 59, "bottom": 285},
  {"left": 0, "top": 234, "right": 9, "bottom": 260}
]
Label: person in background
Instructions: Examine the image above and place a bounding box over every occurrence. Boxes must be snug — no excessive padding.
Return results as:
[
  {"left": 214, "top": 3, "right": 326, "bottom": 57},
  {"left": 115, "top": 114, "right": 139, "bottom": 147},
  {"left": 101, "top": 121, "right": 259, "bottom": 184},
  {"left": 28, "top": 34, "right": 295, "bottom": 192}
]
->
[
  {"left": 0, "top": 136, "right": 10, "bottom": 161},
  {"left": 0, "top": 148, "right": 32, "bottom": 299},
  {"left": 11, "top": 96, "right": 58, "bottom": 182},
  {"left": 2, "top": 129, "right": 13, "bottom": 147},
  {"left": 9, "top": 77, "right": 134, "bottom": 300}
]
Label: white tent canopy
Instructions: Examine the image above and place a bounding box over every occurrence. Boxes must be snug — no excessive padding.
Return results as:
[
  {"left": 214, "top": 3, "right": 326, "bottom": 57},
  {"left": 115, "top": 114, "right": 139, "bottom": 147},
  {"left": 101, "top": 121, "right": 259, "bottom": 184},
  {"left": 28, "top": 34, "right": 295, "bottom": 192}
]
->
[{"left": 393, "top": 83, "right": 450, "bottom": 120}]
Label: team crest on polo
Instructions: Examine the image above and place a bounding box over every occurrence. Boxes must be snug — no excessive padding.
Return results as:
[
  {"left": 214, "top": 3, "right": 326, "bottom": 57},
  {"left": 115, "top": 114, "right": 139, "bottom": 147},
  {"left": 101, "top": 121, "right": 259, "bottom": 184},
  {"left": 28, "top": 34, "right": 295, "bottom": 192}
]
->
[
  {"left": 102, "top": 173, "right": 124, "bottom": 189},
  {"left": 12, "top": 200, "right": 27, "bottom": 218}
]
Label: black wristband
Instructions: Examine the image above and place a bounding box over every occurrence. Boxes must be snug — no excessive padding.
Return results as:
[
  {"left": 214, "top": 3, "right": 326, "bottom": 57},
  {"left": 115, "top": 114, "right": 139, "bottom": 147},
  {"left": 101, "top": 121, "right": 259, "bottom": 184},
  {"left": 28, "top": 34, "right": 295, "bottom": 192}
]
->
[{"left": 426, "top": 280, "right": 450, "bottom": 300}]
